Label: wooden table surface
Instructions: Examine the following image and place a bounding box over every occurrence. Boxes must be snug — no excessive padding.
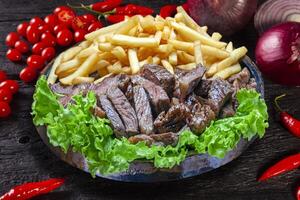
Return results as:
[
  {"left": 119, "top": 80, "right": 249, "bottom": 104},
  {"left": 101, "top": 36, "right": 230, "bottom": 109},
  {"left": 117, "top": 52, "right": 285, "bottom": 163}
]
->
[{"left": 1, "top": 0, "right": 300, "bottom": 199}]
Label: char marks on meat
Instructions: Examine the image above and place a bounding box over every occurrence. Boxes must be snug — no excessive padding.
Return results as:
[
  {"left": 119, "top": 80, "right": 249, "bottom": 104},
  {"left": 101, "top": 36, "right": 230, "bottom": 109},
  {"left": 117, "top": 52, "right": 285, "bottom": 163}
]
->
[
  {"left": 194, "top": 79, "right": 213, "bottom": 98},
  {"left": 154, "top": 103, "right": 190, "bottom": 133},
  {"left": 99, "top": 95, "right": 126, "bottom": 138},
  {"left": 219, "top": 102, "right": 235, "bottom": 118},
  {"left": 128, "top": 134, "right": 154, "bottom": 146},
  {"left": 50, "top": 83, "right": 74, "bottom": 95},
  {"left": 133, "top": 85, "right": 154, "bottom": 135},
  {"left": 177, "top": 64, "right": 206, "bottom": 100},
  {"left": 208, "top": 78, "right": 233, "bottom": 115},
  {"left": 107, "top": 87, "right": 139, "bottom": 136},
  {"left": 141, "top": 64, "right": 175, "bottom": 96},
  {"left": 128, "top": 132, "right": 178, "bottom": 146},
  {"left": 131, "top": 75, "right": 170, "bottom": 115}
]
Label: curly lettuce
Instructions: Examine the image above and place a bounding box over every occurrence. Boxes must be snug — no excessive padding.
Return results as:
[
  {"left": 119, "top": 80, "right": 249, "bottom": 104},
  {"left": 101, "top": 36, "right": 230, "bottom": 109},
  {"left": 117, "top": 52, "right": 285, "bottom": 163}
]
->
[{"left": 32, "top": 76, "right": 268, "bottom": 176}]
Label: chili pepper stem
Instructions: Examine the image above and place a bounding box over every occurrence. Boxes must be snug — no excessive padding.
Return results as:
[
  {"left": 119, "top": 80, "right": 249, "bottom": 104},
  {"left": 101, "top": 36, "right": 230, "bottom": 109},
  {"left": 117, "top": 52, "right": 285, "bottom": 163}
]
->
[{"left": 274, "top": 94, "right": 287, "bottom": 112}]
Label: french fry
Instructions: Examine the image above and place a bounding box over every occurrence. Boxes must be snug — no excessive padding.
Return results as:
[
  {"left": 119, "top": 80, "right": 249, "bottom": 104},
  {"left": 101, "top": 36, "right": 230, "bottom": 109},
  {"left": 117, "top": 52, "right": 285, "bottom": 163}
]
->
[
  {"left": 128, "top": 25, "right": 138, "bottom": 36},
  {"left": 201, "top": 45, "right": 230, "bottom": 59},
  {"left": 77, "top": 44, "right": 99, "bottom": 58},
  {"left": 138, "top": 47, "right": 154, "bottom": 60},
  {"left": 216, "top": 47, "right": 247, "bottom": 72},
  {"left": 171, "top": 22, "right": 226, "bottom": 48},
  {"left": 85, "top": 20, "right": 126, "bottom": 41},
  {"left": 79, "top": 40, "right": 92, "bottom": 48},
  {"left": 72, "top": 77, "right": 95, "bottom": 85},
  {"left": 174, "top": 13, "right": 184, "bottom": 23},
  {"left": 95, "top": 60, "right": 110, "bottom": 70},
  {"left": 111, "top": 34, "right": 159, "bottom": 48},
  {"left": 162, "top": 26, "right": 171, "bottom": 41},
  {"left": 154, "top": 21, "right": 165, "bottom": 31},
  {"left": 98, "top": 43, "right": 114, "bottom": 52},
  {"left": 62, "top": 46, "right": 82, "bottom": 62},
  {"left": 194, "top": 41, "right": 204, "bottom": 65},
  {"left": 206, "top": 62, "right": 218, "bottom": 77},
  {"left": 168, "top": 51, "right": 178, "bottom": 66},
  {"left": 60, "top": 53, "right": 100, "bottom": 85},
  {"left": 169, "top": 29, "right": 176, "bottom": 40},
  {"left": 98, "top": 67, "right": 109, "bottom": 77},
  {"left": 56, "top": 59, "right": 82, "bottom": 75},
  {"left": 140, "top": 15, "right": 156, "bottom": 34},
  {"left": 47, "top": 53, "right": 63, "bottom": 84},
  {"left": 211, "top": 32, "right": 222, "bottom": 41},
  {"left": 94, "top": 73, "right": 113, "bottom": 84},
  {"left": 107, "top": 61, "right": 123, "bottom": 74},
  {"left": 161, "top": 59, "right": 174, "bottom": 74},
  {"left": 154, "top": 31, "right": 162, "bottom": 44},
  {"left": 139, "top": 56, "right": 153, "bottom": 67},
  {"left": 177, "top": 51, "right": 195, "bottom": 64},
  {"left": 168, "top": 39, "right": 194, "bottom": 54},
  {"left": 111, "top": 46, "right": 128, "bottom": 64},
  {"left": 57, "top": 68, "right": 77, "bottom": 79},
  {"left": 115, "top": 16, "right": 138, "bottom": 35},
  {"left": 213, "top": 63, "right": 242, "bottom": 79},
  {"left": 122, "top": 67, "right": 131, "bottom": 74},
  {"left": 226, "top": 42, "right": 233, "bottom": 52},
  {"left": 155, "top": 44, "right": 173, "bottom": 55},
  {"left": 177, "top": 63, "right": 196, "bottom": 70},
  {"left": 152, "top": 56, "right": 161, "bottom": 64},
  {"left": 128, "top": 48, "right": 140, "bottom": 74}
]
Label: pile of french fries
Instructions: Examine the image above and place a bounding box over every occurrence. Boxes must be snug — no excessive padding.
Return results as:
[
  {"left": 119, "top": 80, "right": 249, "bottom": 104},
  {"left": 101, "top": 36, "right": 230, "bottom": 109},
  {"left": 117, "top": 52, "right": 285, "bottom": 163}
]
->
[{"left": 47, "top": 6, "right": 248, "bottom": 85}]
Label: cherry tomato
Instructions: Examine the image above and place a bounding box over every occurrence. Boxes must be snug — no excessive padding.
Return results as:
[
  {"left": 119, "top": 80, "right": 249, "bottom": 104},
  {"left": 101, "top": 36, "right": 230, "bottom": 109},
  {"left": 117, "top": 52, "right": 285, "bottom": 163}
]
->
[
  {"left": 53, "top": 24, "right": 68, "bottom": 35},
  {"left": 82, "top": 14, "right": 97, "bottom": 23},
  {"left": 26, "top": 25, "right": 41, "bottom": 44},
  {"left": 14, "top": 40, "right": 29, "bottom": 54},
  {"left": 0, "top": 70, "right": 7, "bottom": 83},
  {"left": 53, "top": 6, "right": 74, "bottom": 15},
  {"left": 5, "top": 32, "right": 20, "bottom": 47},
  {"left": 0, "top": 101, "right": 11, "bottom": 118},
  {"left": 87, "top": 21, "right": 103, "bottom": 33},
  {"left": 74, "top": 29, "right": 87, "bottom": 43},
  {"left": 71, "top": 16, "right": 89, "bottom": 31},
  {"left": 41, "top": 47, "right": 56, "bottom": 61},
  {"left": 57, "top": 9, "right": 76, "bottom": 27},
  {"left": 0, "top": 80, "right": 19, "bottom": 94},
  {"left": 20, "top": 67, "right": 37, "bottom": 83},
  {"left": 44, "top": 14, "right": 58, "bottom": 28},
  {"left": 30, "top": 17, "right": 44, "bottom": 27},
  {"left": 6, "top": 49, "right": 22, "bottom": 62},
  {"left": 41, "top": 32, "right": 56, "bottom": 47},
  {"left": 32, "top": 42, "right": 46, "bottom": 55},
  {"left": 56, "top": 29, "right": 73, "bottom": 46},
  {"left": 27, "top": 55, "right": 45, "bottom": 70},
  {"left": 0, "top": 88, "right": 12, "bottom": 103},
  {"left": 17, "top": 22, "right": 29, "bottom": 37},
  {"left": 38, "top": 24, "right": 51, "bottom": 33}
]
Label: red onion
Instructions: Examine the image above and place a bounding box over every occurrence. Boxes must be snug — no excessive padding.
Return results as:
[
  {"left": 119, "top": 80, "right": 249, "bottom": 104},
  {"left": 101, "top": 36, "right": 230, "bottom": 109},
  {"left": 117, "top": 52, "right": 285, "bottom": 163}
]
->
[
  {"left": 187, "top": 0, "right": 257, "bottom": 36},
  {"left": 255, "top": 22, "right": 300, "bottom": 86},
  {"left": 255, "top": 0, "right": 300, "bottom": 34}
]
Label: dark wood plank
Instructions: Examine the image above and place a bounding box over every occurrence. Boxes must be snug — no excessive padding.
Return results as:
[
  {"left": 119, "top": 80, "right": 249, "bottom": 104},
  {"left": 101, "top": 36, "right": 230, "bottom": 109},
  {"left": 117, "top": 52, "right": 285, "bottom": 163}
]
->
[{"left": 1, "top": 0, "right": 300, "bottom": 199}]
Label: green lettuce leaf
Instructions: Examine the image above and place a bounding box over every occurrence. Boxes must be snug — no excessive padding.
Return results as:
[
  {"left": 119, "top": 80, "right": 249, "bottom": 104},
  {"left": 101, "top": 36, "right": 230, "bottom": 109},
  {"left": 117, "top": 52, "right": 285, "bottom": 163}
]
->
[{"left": 32, "top": 76, "right": 268, "bottom": 176}]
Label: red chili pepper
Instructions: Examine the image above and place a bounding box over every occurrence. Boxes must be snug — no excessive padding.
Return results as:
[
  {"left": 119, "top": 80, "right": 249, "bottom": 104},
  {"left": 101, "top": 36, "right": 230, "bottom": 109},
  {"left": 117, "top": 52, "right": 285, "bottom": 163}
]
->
[
  {"left": 181, "top": 3, "right": 189, "bottom": 13},
  {"left": 107, "top": 14, "right": 127, "bottom": 23},
  {"left": 297, "top": 186, "right": 300, "bottom": 200},
  {"left": 258, "top": 153, "right": 300, "bottom": 181},
  {"left": 0, "top": 178, "right": 65, "bottom": 200},
  {"left": 275, "top": 94, "right": 300, "bottom": 138},
  {"left": 159, "top": 5, "right": 177, "bottom": 18},
  {"left": 90, "top": 0, "right": 122, "bottom": 13}
]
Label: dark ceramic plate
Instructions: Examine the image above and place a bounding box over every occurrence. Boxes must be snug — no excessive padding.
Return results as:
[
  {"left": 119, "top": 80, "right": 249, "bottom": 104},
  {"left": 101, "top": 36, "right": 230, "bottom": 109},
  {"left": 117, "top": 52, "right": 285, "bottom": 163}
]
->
[{"left": 36, "top": 56, "right": 264, "bottom": 182}]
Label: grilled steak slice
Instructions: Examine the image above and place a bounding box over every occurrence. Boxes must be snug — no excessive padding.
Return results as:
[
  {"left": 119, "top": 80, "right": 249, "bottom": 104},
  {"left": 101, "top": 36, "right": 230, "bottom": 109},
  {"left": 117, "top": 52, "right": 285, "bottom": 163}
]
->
[
  {"left": 131, "top": 75, "right": 170, "bottom": 114},
  {"left": 107, "top": 87, "right": 139, "bottom": 136},
  {"left": 187, "top": 105, "right": 215, "bottom": 134},
  {"left": 208, "top": 78, "right": 233, "bottom": 115},
  {"left": 140, "top": 64, "right": 175, "bottom": 96},
  {"left": 185, "top": 93, "right": 202, "bottom": 108},
  {"left": 92, "top": 106, "right": 106, "bottom": 118},
  {"left": 58, "top": 95, "right": 73, "bottom": 107},
  {"left": 219, "top": 102, "right": 235, "bottom": 118},
  {"left": 154, "top": 103, "right": 190, "bottom": 133},
  {"left": 128, "top": 134, "right": 154, "bottom": 146},
  {"left": 92, "top": 74, "right": 129, "bottom": 96},
  {"left": 228, "top": 67, "right": 250, "bottom": 84},
  {"left": 194, "top": 79, "right": 213, "bottom": 98},
  {"left": 177, "top": 64, "right": 206, "bottom": 100},
  {"left": 50, "top": 83, "right": 74, "bottom": 95},
  {"left": 99, "top": 95, "right": 126, "bottom": 138},
  {"left": 128, "top": 132, "right": 179, "bottom": 146},
  {"left": 133, "top": 85, "right": 154, "bottom": 135}
]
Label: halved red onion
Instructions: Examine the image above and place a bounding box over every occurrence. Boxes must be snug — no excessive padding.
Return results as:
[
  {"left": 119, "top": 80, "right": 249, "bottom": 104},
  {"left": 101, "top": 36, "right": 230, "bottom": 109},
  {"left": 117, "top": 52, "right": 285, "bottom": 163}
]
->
[
  {"left": 187, "top": 0, "right": 257, "bottom": 36},
  {"left": 255, "top": 0, "right": 300, "bottom": 34}
]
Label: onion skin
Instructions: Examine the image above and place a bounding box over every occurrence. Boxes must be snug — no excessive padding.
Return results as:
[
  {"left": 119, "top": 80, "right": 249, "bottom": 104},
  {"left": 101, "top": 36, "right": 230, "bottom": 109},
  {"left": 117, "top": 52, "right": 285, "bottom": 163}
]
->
[
  {"left": 187, "top": 0, "right": 257, "bottom": 36},
  {"left": 255, "top": 0, "right": 300, "bottom": 35},
  {"left": 255, "top": 22, "right": 300, "bottom": 86}
]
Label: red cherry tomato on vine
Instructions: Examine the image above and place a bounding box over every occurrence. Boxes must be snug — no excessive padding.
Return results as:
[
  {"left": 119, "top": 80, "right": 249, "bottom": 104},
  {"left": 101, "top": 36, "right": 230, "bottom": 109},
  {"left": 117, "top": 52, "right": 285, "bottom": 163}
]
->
[
  {"left": 0, "top": 88, "right": 12, "bottom": 103},
  {"left": 56, "top": 29, "right": 73, "bottom": 46},
  {"left": 32, "top": 42, "right": 46, "bottom": 55},
  {"left": 82, "top": 14, "right": 97, "bottom": 23},
  {"left": 0, "top": 101, "right": 11, "bottom": 118},
  {"left": 0, "top": 80, "right": 19, "bottom": 94},
  {"left": 53, "top": 24, "right": 68, "bottom": 35},
  {"left": 56, "top": 9, "right": 76, "bottom": 27},
  {"left": 41, "top": 32, "right": 56, "bottom": 47},
  {"left": 87, "top": 21, "right": 103, "bottom": 33},
  {"left": 41, "top": 47, "right": 56, "bottom": 61},
  {"left": 44, "top": 14, "right": 58, "bottom": 28},
  {"left": 26, "top": 25, "right": 40, "bottom": 44},
  {"left": 30, "top": 17, "right": 44, "bottom": 27},
  {"left": 17, "top": 22, "right": 29, "bottom": 37},
  {"left": 5, "top": 32, "right": 20, "bottom": 47},
  {"left": 38, "top": 24, "right": 51, "bottom": 33},
  {"left": 72, "top": 16, "right": 90, "bottom": 31},
  {"left": 6, "top": 49, "right": 22, "bottom": 62},
  {"left": 14, "top": 40, "right": 29, "bottom": 54},
  {"left": 53, "top": 6, "right": 74, "bottom": 15},
  {"left": 74, "top": 29, "right": 87, "bottom": 43},
  {"left": 27, "top": 55, "right": 45, "bottom": 70},
  {"left": 20, "top": 67, "right": 38, "bottom": 83},
  {"left": 0, "top": 71, "right": 7, "bottom": 83}
]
